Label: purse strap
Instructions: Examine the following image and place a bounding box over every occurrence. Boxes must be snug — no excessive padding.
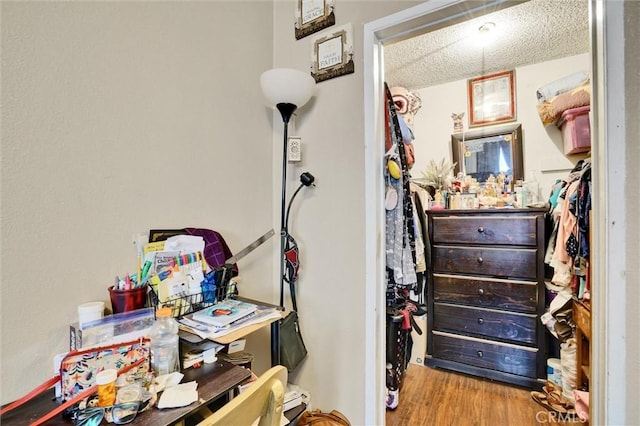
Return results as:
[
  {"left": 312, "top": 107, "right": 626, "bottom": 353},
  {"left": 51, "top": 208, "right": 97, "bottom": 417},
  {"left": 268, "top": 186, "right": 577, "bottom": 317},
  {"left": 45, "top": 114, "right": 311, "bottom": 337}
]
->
[
  {"left": 0, "top": 355, "right": 147, "bottom": 425},
  {"left": 0, "top": 375, "right": 60, "bottom": 416},
  {"left": 281, "top": 232, "right": 299, "bottom": 313}
]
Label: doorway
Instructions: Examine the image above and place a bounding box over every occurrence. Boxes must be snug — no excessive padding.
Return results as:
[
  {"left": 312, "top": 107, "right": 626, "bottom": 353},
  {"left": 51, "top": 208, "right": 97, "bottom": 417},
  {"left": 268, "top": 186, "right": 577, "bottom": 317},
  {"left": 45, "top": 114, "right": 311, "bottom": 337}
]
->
[{"left": 363, "top": 1, "right": 629, "bottom": 425}]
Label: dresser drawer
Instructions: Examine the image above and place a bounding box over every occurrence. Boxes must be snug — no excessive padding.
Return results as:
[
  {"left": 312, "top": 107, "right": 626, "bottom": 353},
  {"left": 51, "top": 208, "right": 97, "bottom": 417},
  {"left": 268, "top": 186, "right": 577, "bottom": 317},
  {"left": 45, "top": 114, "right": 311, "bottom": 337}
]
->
[
  {"left": 431, "top": 215, "right": 539, "bottom": 246},
  {"left": 432, "top": 331, "right": 538, "bottom": 378},
  {"left": 433, "top": 274, "right": 538, "bottom": 312},
  {"left": 433, "top": 303, "right": 538, "bottom": 344},
  {"left": 432, "top": 246, "right": 538, "bottom": 279}
]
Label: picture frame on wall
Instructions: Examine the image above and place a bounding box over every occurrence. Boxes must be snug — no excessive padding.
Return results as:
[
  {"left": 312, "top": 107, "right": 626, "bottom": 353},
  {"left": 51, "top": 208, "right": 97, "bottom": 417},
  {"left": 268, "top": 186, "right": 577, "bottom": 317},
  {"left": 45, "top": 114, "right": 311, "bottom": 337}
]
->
[
  {"left": 295, "top": 0, "right": 335, "bottom": 40},
  {"left": 468, "top": 70, "right": 516, "bottom": 127},
  {"left": 311, "top": 23, "right": 354, "bottom": 83}
]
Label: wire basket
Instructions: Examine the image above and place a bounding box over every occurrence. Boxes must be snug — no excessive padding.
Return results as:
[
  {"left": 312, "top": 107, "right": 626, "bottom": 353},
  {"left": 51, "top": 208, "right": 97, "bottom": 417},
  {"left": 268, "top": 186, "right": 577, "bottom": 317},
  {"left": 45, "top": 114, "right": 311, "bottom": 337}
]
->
[{"left": 148, "top": 267, "right": 237, "bottom": 318}]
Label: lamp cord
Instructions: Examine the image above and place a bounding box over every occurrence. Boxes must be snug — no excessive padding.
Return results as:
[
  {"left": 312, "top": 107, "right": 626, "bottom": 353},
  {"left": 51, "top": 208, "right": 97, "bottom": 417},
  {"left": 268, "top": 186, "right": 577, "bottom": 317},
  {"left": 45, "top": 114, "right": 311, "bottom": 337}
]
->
[{"left": 285, "top": 184, "right": 305, "bottom": 232}]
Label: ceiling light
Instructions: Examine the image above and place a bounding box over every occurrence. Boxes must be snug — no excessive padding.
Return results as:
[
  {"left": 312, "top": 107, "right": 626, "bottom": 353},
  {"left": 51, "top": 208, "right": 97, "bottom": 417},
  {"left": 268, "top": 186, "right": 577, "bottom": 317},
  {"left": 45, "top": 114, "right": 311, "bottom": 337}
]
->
[
  {"left": 478, "top": 22, "right": 496, "bottom": 33},
  {"left": 476, "top": 22, "right": 497, "bottom": 47}
]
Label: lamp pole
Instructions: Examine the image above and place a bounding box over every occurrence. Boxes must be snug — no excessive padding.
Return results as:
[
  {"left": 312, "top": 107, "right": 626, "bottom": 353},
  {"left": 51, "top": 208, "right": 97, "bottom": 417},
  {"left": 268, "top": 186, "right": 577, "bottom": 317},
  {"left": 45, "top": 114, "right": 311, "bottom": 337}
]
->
[
  {"left": 260, "top": 68, "right": 315, "bottom": 367},
  {"left": 275, "top": 103, "right": 297, "bottom": 309}
]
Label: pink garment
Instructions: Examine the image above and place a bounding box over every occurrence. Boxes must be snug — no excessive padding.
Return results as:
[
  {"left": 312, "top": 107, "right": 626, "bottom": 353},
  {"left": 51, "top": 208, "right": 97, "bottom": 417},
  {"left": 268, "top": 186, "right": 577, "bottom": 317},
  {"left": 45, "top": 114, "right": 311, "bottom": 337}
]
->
[
  {"left": 551, "top": 181, "right": 579, "bottom": 286},
  {"left": 573, "top": 389, "right": 589, "bottom": 421},
  {"left": 399, "top": 309, "right": 411, "bottom": 330}
]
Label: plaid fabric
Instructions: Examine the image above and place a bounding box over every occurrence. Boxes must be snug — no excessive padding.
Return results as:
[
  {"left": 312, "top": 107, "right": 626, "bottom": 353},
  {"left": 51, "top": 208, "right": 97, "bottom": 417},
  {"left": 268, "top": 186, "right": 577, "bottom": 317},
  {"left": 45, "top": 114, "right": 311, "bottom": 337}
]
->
[{"left": 185, "top": 228, "right": 238, "bottom": 277}]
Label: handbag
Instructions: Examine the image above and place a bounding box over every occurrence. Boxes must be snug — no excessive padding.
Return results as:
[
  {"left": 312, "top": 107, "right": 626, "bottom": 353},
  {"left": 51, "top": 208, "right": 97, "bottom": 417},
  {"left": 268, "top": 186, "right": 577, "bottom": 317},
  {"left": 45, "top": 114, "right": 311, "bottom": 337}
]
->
[
  {"left": 279, "top": 310, "right": 307, "bottom": 372},
  {"left": 279, "top": 233, "right": 308, "bottom": 372},
  {"left": 60, "top": 338, "right": 151, "bottom": 401},
  {"left": 0, "top": 338, "right": 151, "bottom": 425},
  {"left": 297, "top": 409, "right": 351, "bottom": 426}
]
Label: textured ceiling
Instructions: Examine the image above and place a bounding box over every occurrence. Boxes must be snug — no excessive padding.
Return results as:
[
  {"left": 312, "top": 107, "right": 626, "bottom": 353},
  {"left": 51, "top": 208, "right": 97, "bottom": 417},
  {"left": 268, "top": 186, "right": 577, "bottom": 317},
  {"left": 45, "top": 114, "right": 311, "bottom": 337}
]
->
[{"left": 384, "top": 0, "right": 589, "bottom": 91}]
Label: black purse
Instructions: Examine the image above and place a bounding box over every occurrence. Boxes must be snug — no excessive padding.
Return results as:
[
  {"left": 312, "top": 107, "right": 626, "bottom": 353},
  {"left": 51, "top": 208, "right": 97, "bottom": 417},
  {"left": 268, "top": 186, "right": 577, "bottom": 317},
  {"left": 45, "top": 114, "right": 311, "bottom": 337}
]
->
[
  {"left": 279, "top": 233, "right": 308, "bottom": 372},
  {"left": 279, "top": 310, "right": 307, "bottom": 372}
]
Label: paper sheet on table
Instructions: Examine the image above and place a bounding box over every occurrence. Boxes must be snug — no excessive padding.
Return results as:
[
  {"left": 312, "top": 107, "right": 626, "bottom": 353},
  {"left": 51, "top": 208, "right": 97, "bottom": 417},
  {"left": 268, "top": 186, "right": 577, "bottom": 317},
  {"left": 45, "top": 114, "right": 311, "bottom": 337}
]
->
[
  {"left": 157, "top": 381, "right": 199, "bottom": 409},
  {"left": 153, "top": 372, "right": 184, "bottom": 393},
  {"left": 164, "top": 235, "right": 205, "bottom": 254}
]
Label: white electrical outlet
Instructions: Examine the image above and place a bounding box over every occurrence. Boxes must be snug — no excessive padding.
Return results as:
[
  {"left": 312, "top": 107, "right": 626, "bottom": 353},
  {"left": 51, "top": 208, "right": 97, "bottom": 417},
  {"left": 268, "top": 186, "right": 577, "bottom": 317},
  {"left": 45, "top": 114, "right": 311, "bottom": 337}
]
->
[{"left": 288, "top": 137, "right": 302, "bottom": 162}]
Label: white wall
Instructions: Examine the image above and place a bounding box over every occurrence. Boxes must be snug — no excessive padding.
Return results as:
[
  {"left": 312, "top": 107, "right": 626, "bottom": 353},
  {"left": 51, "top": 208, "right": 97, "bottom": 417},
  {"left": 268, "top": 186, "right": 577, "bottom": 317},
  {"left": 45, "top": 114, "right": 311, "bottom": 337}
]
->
[
  {"left": 0, "top": 1, "right": 275, "bottom": 403},
  {"left": 271, "top": 1, "right": 420, "bottom": 424},
  {"left": 409, "top": 53, "right": 590, "bottom": 198},
  {"left": 623, "top": 2, "right": 640, "bottom": 419}
]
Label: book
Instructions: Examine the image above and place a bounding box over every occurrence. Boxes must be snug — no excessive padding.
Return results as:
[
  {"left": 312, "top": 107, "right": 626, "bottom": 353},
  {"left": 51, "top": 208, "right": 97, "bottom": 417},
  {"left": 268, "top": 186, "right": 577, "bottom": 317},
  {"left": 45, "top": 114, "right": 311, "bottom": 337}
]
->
[
  {"left": 178, "top": 304, "right": 281, "bottom": 341},
  {"left": 192, "top": 299, "right": 258, "bottom": 328}
]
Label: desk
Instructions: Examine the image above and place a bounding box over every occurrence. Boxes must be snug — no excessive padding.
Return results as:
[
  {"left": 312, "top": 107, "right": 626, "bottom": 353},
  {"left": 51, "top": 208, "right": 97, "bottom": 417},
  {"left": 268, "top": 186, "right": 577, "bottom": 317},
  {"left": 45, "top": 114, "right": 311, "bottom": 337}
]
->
[{"left": 0, "top": 360, "right": 250, "bottom": 426}]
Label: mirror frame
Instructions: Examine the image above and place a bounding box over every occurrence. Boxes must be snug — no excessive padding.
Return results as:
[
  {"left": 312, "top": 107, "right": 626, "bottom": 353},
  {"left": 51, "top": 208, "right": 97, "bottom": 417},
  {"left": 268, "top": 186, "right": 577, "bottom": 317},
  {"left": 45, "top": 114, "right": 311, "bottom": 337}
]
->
[{"left": 450, "top": 122, "right": 524, "bottom": 182}]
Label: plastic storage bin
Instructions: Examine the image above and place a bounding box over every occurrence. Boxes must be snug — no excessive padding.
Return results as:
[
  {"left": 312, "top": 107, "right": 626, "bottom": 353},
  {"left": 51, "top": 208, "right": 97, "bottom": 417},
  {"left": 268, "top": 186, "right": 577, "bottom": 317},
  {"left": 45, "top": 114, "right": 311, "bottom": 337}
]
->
[{"left": 557, "top": 105, "right": 591, "bottom": 155}]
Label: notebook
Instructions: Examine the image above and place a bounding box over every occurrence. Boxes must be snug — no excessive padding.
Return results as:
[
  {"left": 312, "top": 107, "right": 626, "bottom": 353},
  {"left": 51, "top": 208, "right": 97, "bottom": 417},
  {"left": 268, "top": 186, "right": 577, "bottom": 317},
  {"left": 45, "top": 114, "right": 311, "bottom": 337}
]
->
[{"left": 192, "top": 299, "right": 258, "bottom": 328}]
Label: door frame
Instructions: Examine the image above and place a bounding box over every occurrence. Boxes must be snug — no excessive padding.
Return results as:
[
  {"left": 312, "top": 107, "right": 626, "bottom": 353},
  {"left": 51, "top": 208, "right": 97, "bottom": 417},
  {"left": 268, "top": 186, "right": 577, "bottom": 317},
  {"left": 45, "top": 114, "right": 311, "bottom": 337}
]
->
[{"left": 363, "top": 1, "right": 628, "bottom": 425}]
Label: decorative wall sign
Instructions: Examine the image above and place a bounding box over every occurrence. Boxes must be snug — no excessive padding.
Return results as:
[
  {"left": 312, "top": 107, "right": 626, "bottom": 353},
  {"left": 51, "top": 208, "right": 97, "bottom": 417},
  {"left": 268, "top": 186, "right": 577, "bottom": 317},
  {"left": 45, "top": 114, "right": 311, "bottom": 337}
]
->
[
  {"left": 310, "top": 23, "right": 354, "bottom": 83},
  {"left": 295, "top": 0, "right": 335, "bottom": 40},
  {"left": 468, "top": 70, "right": 516, "bottom": 127}
]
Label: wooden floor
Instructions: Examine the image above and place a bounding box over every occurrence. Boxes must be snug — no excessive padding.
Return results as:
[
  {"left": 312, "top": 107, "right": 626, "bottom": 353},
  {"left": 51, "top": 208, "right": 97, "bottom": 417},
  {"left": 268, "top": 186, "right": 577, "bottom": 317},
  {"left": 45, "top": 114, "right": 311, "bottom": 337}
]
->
[{"left": 386, "top": 363, "right": 585, "bottom": 426}]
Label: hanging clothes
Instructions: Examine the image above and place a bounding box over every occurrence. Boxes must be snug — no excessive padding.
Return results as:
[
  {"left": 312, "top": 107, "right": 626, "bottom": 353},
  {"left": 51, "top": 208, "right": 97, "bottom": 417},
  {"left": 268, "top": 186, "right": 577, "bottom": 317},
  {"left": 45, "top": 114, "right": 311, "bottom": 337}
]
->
[
  {"left": 384, "top": 83, "right": 417, "bottom": 288},
  {"left": 545, "top": 159, "right": 592, "bottom": 298}
]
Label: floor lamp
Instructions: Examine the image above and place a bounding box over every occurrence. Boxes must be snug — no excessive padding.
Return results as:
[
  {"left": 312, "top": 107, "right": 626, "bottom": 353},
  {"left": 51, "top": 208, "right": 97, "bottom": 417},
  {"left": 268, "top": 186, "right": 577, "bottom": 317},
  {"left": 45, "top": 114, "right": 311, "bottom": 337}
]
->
[{"left": 260, "top": 68, "right": 315, "bottom": 364}]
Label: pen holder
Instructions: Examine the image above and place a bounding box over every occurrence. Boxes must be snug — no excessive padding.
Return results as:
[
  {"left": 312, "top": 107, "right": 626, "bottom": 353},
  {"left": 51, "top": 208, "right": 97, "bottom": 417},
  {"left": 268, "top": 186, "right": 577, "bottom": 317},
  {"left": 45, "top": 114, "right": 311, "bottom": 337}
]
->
[{"left": 109, "top": 285, "right": 148, "bottom": 314}]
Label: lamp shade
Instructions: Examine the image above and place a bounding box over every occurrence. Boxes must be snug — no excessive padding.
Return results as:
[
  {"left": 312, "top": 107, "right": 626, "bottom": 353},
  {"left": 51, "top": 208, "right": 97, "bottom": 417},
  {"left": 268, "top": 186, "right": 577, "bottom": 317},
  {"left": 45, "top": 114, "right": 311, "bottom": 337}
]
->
[{"left": 260, "top": 68, "right": 315, "bottom": 108}]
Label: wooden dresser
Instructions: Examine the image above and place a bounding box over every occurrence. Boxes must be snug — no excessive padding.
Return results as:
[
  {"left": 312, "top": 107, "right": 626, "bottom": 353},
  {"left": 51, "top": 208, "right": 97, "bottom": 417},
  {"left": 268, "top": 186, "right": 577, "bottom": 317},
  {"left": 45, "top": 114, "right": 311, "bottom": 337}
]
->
[
  {"left": 573, "top": 298, "right": 591, "bottom": 389},
  {"left": 426, "top": 208, "right": 547, "bottom": 388}
]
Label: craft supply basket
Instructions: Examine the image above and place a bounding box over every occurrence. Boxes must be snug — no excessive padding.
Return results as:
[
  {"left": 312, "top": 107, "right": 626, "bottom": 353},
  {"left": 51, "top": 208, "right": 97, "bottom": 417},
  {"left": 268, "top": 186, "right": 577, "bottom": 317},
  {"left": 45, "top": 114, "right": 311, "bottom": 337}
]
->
[{"left": 147, "top": 267, "right": 235, "bottom": 318}]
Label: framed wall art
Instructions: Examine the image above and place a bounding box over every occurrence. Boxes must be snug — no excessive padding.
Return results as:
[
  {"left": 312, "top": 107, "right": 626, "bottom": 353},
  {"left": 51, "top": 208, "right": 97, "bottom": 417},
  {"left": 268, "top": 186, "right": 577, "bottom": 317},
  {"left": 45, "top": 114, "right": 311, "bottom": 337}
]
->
[
  {"left": 310, "top": 23, "right": 354, "bottom": 83},
  {"left": 295, "top": 0, "right": 335, "bottom": 40},
  {"left": 468, "top": 70, "right": 516, "bottom": 127}
]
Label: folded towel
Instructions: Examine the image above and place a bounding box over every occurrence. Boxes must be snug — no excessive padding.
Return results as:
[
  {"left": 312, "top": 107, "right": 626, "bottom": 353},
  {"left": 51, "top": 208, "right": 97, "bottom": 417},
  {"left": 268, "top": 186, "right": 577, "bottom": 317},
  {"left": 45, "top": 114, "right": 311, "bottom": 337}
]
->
[
  {"left": 536, "top": 83, "right": 591, "bottom": 126},
  {"left": 537, "top": 71, "right": 590, "bottom": 103}
]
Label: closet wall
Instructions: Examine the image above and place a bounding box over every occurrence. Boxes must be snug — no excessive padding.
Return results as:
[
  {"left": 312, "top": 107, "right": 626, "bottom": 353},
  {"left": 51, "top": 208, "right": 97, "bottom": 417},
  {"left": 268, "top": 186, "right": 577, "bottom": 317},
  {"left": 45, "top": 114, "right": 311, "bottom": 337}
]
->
[{"left": 408, "top": 53, "right": 590, "bottom": 198}]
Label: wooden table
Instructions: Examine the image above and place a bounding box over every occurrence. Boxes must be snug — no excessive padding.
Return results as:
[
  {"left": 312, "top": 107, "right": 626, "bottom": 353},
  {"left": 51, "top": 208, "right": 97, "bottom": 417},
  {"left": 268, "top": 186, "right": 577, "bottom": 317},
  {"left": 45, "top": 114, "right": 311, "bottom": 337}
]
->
[{"left": 0, "top": 360, "right": 251, "bottom": 426}]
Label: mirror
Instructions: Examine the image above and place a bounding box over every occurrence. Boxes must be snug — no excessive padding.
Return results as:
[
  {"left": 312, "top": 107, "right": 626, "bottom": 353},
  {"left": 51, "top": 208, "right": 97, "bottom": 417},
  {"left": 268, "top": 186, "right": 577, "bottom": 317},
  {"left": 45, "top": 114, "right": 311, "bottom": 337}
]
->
[{"left": 450, "top": 123, "right": 523, "bottom": 183}]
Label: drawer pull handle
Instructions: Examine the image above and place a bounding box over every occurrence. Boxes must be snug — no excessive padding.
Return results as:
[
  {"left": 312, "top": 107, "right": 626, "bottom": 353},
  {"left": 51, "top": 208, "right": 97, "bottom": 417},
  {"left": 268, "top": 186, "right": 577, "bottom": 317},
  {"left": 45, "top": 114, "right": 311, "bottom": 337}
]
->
[
  {"left": 477, "top": 256, "right": 483, "bottom": 264},
  {"left": 477, "top": 227, "right": 484, "bottom": 233},
  {"left": 477, "top": 318, "right": 484, "bottom": 325},
  {"left": 477, "top": 350, "right": 483, "bottom": 358},
  {"left": 478, "top": 288, "right": 485, "bottom": 296}
]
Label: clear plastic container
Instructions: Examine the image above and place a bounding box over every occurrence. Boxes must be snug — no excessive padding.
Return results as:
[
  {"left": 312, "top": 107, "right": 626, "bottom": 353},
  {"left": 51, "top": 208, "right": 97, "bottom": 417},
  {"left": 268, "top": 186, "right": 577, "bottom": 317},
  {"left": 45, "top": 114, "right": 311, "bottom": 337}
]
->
[{"left": 149, "top": 307, "right": 180, "bottom": 376}]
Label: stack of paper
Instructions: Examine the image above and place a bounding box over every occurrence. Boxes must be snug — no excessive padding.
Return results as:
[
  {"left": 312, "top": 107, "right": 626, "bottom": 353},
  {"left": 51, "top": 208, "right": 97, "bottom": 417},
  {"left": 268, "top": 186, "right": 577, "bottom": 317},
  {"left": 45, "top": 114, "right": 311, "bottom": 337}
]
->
[
  {"left": 284, "top": 383, "right": 310, "bottom": 412},
  {"left": 181, "top": 340, "right": 224, "bottom": 369},
  {"left": 284, "top": 389, "right": 304, "bottom": 412},
  {"left": 217, "top": 351, "right": 254, "bottom": 366},
  {"left": 178, "top": 301, "right": 281, "bottom": 340}
]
